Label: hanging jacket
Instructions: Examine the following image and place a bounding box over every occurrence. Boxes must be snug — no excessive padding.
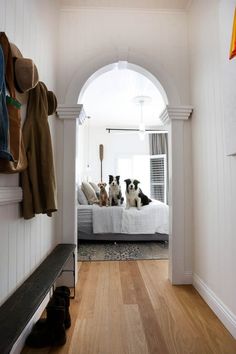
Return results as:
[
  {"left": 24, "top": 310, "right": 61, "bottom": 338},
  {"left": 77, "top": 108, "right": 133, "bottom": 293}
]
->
[
  {"left": 21, "top": 81, "right": 57, "bottom": 219},
  {"left": 0, "top": 44, "right": 13, "bottom": 161},
  {"left": 0, "top": 32, "right": 27, "bottom": 173}
]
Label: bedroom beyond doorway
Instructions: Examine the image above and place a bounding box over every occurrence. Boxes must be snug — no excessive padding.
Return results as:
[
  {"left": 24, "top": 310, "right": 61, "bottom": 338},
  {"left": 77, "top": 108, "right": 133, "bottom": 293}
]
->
[{"left": 76, "top": 63, "right": 169, "bottom": 261}]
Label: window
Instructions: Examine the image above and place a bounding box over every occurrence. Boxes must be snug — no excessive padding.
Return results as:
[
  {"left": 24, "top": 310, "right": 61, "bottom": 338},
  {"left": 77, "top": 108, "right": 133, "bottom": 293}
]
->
[
  {"left": 150, "top": 154, "right": 167, "bottom": 203},
  {"left": 117, "top": 154, "right": 167, "bottom": 203},
  {"left": 117, "top": 155, "right": 150, "bottom": 195}
]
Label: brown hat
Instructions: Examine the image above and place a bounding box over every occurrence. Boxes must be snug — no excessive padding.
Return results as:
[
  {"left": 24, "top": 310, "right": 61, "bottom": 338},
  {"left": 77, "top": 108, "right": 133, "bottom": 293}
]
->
[
  {"left": 10, "top": 43, "right": 39, "bottom": 94},
  {"left": 47, "top": 90, "right": 57, "bottom": 115}
]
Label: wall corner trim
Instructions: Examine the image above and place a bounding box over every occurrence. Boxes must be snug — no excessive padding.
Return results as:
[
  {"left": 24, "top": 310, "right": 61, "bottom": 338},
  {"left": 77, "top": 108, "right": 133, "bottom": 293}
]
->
[
  {"left": 159, "top": 105, "right": 193, "bottom": 124},
  {"left": 193, "top": 273, "right": 236, "bottom": 339},
  {"left": 0, "top": 187, "right": 23, "bottom": 205},
  {"left": 56, "top": 104, "right": 86, "bottom": 124}
]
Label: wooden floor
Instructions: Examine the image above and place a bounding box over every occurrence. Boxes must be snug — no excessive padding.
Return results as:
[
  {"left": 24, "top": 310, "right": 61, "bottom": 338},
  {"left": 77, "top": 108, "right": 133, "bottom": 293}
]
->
[{"left": 22, "top": 260, "right": 236, "bottom": 354}]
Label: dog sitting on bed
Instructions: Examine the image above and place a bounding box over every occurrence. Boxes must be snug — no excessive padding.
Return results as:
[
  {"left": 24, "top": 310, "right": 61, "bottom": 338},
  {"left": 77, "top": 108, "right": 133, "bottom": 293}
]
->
[
  {"left": 108, "top": 175, "right": 124, "bottom": 206},
  {"left": 98, "top": 182, "right": 109, "bottom": 207},
  {"left": 124, "top": 179, "right": 151, "bottom": 210}
]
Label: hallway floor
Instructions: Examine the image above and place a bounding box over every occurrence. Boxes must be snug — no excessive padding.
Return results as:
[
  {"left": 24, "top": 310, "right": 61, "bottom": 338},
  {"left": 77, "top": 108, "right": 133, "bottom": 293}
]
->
[{"left": 22, "top": 260, "right": 236, "bottom": 354}]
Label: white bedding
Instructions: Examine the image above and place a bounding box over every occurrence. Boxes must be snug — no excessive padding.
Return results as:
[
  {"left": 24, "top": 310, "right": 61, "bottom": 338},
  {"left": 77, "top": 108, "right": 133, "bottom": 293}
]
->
[
  {"left": 92, "top": 204, "right": 123, "bottom": 233},
  {"left": 92, "top": 200, "right": 169, "bottom": 234}
]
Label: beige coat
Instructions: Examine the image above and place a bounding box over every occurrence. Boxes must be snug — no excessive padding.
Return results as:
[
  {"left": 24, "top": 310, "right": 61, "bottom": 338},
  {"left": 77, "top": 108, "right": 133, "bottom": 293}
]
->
[{"left": 21, "top": 81, "right": 57, "bottom": 219}]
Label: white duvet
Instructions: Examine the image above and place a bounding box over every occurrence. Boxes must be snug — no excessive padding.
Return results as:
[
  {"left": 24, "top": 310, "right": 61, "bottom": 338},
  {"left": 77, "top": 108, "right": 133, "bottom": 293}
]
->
[{"left": 92, "top": 200, "right": 169, "bottom": 234}]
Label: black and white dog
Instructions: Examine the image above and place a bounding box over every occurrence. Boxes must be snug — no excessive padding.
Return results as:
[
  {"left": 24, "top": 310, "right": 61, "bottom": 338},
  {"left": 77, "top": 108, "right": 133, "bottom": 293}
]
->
[
  {"left": 124, "top": 179, "right": 151, "bottom": 210},
  {"left": 108, "top": 175, "right": 124, "bottom": 206}
]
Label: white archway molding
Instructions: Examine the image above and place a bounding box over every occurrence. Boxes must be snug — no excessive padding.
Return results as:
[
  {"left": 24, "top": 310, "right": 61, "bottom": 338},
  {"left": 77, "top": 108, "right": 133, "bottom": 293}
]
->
[
  {"left": 63, "top": 50, "right": 180, "bottom": 106},
  {"left": 57, "top": 58, "right": 193, "bottom": 285},
  {"left": 160, "top": 105, "right": 193, "bottom": 284},
  {"left": 77, "top": 62, "right": 169, "bottom": 105}
]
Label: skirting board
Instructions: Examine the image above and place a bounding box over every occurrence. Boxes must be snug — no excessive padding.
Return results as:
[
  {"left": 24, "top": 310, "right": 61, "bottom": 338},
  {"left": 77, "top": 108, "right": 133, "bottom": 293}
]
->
[
  {"left": 193, "top": 273, "right": 236, "bottom": 339},
  {"left": 184, "top": 271, "right": 193, "bottom": 284}
]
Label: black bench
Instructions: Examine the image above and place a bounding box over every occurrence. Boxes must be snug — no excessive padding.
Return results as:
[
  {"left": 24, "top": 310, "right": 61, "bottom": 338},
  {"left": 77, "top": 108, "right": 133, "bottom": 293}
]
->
[{"left": 0, "top": 243, "right": 76, "bottom": 354}]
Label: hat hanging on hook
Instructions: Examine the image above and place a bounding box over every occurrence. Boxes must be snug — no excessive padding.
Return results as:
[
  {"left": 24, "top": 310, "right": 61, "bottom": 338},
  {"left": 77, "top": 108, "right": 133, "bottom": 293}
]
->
[{"left": 10, "top": 43, "right": 39, "bottom": 103}]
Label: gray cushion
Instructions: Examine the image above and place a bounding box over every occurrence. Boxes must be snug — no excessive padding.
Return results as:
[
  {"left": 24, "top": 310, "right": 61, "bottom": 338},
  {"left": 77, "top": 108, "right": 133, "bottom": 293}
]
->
[{"left": 77, "top": 187, "right": 88, "bottom": 205}]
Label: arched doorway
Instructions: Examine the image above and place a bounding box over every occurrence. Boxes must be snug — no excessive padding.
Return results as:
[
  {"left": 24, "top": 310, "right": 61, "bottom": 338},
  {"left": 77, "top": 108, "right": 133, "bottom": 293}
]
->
[
  {"left": 77, "top": 62, "right": 167, "bottom": 184},
  {"left": 57, "top": 60, "right": 193, "bottom": 285}
]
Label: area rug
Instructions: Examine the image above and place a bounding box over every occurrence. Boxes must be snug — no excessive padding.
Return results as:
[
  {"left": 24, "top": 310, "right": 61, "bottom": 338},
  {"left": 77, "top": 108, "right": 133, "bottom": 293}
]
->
[{"left": 77, "top": 241, "right": 168, "bottom": 261}]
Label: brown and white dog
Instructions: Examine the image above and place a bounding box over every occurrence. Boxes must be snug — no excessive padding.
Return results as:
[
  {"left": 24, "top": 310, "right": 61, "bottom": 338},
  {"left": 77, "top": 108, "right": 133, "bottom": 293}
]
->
[
  {"left": 98, "top": 182, "right": 109, "bottom": 207},
  {"left": 124, "top": 179, "right": 151, "bottom": 210},
  {"left": 108, "top": 175, "right": 124, "bottom": 206}
]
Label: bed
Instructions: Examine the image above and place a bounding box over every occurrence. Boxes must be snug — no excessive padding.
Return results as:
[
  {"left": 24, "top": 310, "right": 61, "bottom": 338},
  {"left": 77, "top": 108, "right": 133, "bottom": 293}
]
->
[{"left": 77, "top": 200, "right": 169, "bottom": 242}]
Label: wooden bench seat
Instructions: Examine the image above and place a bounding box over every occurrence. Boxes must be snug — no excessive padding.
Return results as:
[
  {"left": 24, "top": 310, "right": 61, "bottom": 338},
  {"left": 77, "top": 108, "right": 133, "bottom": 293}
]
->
[{"left": 0, "top": 243, "right": 76, "bottom": 354}]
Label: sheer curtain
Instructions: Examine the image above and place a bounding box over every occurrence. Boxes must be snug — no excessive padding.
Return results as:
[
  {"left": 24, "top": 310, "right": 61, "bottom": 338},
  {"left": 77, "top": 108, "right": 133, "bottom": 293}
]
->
[{"left": 149, "top": 133, "right": 169, "bottom": 203}]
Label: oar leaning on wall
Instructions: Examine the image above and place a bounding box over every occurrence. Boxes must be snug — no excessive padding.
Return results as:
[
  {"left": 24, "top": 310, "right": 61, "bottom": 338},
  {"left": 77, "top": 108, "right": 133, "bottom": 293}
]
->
[{"left": 99, "top": 144, "right": 104, "bottom": 182}]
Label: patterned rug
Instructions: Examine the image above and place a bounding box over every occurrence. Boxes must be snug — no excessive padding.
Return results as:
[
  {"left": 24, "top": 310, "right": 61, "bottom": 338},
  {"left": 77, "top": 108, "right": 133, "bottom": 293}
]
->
[{"left": 77, "top": 241, "right": 168, "bottom": 261}]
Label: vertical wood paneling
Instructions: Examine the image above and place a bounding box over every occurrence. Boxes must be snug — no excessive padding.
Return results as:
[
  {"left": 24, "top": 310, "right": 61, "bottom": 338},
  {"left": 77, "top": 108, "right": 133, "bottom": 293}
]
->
[
  {"left": 0, "top": 207, "right": 9, "bottom": 302},
  {"left": 5, "top": 0, "right": 15, "bottom": 39},
  {"left": 0, "top": 0, "right": 59, "bottom": 305},
  {"left": 17, "top": 218, "right": 26, "bottom": 285},
  {"left": 0, "top": 0, "right": 6, "bottom": 29},
  {"left": 14, "top": 0, "right": 24, "bottom": 48},
  {"left": 8, "top": 205, "right": 18, "bottom": 292},
  {"left": 189, "top": 0, "right": 236, "bottom": 315}
]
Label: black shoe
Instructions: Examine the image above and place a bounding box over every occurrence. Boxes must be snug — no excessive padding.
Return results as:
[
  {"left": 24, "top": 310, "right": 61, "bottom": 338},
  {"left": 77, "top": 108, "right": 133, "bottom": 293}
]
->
[
  {"left": 25, "top": 297, "right": 66, "bottom": 348},
  {"left": 33, "top": 286, "right": 71, "bottom": 331},
  {"left": 54, "top": 286, "right": 71, "bottom": 329}
]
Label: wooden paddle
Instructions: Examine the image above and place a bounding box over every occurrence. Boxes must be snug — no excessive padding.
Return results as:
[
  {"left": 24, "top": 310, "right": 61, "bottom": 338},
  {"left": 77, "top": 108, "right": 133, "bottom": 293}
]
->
[{"left": 99, "top": 144, "right": 104, "bottom": 182}]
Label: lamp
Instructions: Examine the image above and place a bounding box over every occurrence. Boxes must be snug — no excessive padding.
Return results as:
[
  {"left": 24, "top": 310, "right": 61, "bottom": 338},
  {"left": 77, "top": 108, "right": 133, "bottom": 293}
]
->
[{"left": 133, "top": 95, "right": 152, "bottom": 140}]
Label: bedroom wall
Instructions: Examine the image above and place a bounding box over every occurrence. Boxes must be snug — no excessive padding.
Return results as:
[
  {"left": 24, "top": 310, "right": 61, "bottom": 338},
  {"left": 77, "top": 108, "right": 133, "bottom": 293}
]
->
[
  {"left": 77, "top": 125, "right": 150, "bottom": 192},
  {"left": 0, "top": 0, "right": 59, "bottom": 305},
  {"left": 188, "top": 0, "right": 236, "bottom": 335}
]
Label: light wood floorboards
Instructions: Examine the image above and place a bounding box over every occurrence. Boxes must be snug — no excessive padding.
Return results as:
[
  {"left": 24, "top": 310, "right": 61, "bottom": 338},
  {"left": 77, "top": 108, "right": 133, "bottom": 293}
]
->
[{"left": 22, "top": 260, "right": 236, "bottom": 354}]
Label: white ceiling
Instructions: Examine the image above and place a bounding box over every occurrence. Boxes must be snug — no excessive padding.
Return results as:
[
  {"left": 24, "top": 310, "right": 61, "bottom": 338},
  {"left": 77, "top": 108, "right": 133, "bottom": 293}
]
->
[
  {"left": 60, "top": 0, "right": 190, "bottom": 10},
  {"left": 79, "top": 68, "right": 165, "bottom": 128}
]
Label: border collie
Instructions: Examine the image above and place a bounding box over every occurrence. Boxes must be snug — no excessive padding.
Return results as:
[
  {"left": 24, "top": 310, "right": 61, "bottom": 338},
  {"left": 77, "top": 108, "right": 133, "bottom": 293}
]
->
[
  {"left": 124, "top": 179, "right": 151, "bottom": 210},
  {"left": 108, "top": 175, "right": 124, "bottom": 206}
]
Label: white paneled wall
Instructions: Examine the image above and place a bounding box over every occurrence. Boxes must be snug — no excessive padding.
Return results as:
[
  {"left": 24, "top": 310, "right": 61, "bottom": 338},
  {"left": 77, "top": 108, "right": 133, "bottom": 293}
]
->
[
  {"left": 188, "top": 0, "right": 236, "bottom": 335},
  {"left": 0, "top": 0, "right": 59, "bottom": 305}
]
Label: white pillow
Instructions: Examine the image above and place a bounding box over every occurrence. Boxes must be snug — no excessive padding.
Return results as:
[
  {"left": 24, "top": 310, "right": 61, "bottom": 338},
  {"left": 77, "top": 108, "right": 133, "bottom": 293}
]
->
[
  {"left": 89, "top": 182, "right": 100, "bottom": 198},
  {"left": 77, "top": 187, "right": 88, "bottom": 205},
  {"left": 81, "top": 181, "right": 99, "bottom": 204}
]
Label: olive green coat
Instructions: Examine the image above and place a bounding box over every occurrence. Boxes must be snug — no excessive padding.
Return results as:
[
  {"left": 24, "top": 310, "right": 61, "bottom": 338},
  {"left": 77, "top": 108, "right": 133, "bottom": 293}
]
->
[{"left": 21, "top": 81, "right": 57, "bottom": 219}]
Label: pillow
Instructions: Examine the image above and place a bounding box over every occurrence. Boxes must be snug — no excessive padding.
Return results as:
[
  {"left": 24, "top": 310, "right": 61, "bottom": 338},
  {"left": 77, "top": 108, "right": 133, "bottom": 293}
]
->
[
  {"left": 81, "top": 181, "right": 99, "bottom": 204},
  {"left": 89, "top": 182, "right": 100, "bottom": 198},
  {"left": 77, "top": 187, "right": 88, "bottom": 205}
]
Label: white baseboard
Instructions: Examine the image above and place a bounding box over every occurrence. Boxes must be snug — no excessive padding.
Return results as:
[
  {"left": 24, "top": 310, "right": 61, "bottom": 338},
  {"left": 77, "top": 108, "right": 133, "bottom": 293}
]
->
[
  {"left": 170, "top": 270, "right": 193, "bottom": 284},
  {"left": 193, "top": 273, "right": 236, "bottom": 339},
  {"left": 184, "top": 271, "right": 193, "bottom": 284}
]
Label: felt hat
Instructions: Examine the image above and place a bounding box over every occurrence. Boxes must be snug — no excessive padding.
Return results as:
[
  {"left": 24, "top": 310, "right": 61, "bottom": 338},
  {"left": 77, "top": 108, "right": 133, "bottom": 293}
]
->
[
  {"left": 47, "top": 90, "right": 57, "bottom": 115},
  {"left": 10, "top": 43, "right": 39, "bottom": 102}
]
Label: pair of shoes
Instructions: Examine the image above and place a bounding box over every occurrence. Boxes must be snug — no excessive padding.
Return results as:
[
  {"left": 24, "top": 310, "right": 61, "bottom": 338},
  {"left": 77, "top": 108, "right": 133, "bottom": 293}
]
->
[
  {"left": 25, "top": 286, "right": 71, "bottom": 348},
  {"left": 34, "top": 286, "right": 71, "bottom": 330}
]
